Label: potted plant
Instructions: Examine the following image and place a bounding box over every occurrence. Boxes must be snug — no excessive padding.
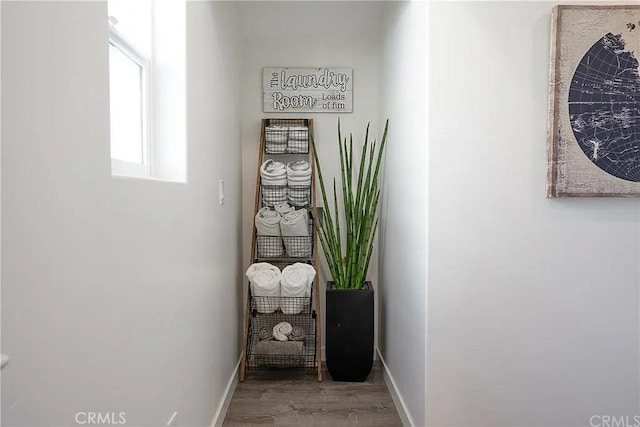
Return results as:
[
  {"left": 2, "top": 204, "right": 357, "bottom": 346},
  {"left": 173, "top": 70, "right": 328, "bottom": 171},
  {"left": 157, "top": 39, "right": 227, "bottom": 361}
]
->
[{"left": 311, "top": 119, "right": 388, "bottom": 382}]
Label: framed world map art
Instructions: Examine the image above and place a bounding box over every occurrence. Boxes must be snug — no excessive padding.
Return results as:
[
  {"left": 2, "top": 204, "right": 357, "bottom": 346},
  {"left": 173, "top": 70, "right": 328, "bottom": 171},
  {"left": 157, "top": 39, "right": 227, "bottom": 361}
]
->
[{"left": 547, "top": 5, "right": 640, "bottom": 197}]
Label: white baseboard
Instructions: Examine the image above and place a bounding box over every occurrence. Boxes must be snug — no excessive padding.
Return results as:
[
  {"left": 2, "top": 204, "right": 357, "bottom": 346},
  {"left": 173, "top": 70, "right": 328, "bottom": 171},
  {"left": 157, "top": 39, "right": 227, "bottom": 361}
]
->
[
  {"left": 377, "top": 349, "right": 415, "bottom": 427},
  {"left": 210, "top": 356, "right": 241, "bottom": 427}
]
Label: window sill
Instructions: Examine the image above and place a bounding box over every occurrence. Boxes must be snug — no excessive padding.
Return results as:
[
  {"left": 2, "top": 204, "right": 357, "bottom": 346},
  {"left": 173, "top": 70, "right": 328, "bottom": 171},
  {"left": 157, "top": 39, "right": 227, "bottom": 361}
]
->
[{"left": 111, "top": 173, "right": 188, "bottom": 185}]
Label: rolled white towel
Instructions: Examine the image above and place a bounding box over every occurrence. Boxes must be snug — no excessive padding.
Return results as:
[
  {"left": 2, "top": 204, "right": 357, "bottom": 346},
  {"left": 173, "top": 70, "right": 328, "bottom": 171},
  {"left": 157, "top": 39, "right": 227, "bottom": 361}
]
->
[
  {"left": 261, "top": 160, "right": 287, "bottom": 206},
  {"left": 261, "top": 176, "right": 287, "bottom": 186},
  {"left": 281, "top": 263, "right": 315, "bottom": 314},
  {"left": 281, "top": 208, "right": 309, "bottom": 237},
  {"left": 287, "top": 161, "right": 311, "bottom": 187},
  {"left": 281, "top": 208, "right": 311, "bottom": 257},
  {"left": 261, "top": 159, "right": 287, "bottom": 175},
  {"left": 288, "top": 182, "right": 311, "bottom": 189},
  {"left": 246, "top": 263, "right": 281, "bottom": 313},
  {"left": 274, "top": 202, "right": 295, "bottom": 216},
  {"left": 281, "top": 263, "right": 315, "bottom": 298},
  {"left": 260, "top": 160, "right": 287, "bottom": 186},
  {"left": 287, "top": 160, "right": 312, "bottom": 176},
  {"left": 288, "top": 175, "right": 311, "bottom": 180},
  {"left": 255, "top": 207, "right": 281, "bottom": 236},
  {"left": 273, "top": 321, "right": 293, "bottom": 341},
  {"left": 288, "top": 177, "right": 310, "bottom": 183},
  {"left": 287, "top": 162, "right": 311, "bottom": 206},
  {"left": 255, "top": 208, "right": 283, "bottom": 257}
]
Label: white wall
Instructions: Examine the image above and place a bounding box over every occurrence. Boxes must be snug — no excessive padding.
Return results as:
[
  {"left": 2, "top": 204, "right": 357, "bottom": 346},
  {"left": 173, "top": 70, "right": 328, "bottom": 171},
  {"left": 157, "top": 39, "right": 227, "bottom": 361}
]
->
[
  {"left": 1, "top": 2, "right": 242, "bottom": 426},
  {"left": 428, "top": 2, "right": 640, "bottom": 426},
  {"left": 0, "top": 1, "right": 3, "bottom": 424},
  {"left": 378, "top": 2, "right": 428, "bottom": 426},
  {"left": 239, "top": 1, "right": 384, "bottom": 355}
]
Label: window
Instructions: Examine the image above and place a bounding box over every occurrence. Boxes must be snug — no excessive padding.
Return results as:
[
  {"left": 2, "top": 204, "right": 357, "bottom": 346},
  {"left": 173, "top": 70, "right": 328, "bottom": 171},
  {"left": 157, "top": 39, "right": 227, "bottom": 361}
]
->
[
  {"left": 109, "top": 32, "right": 150, "bottom": 176},
  {"left": 108, "top": 1, "right": 187, "bottom": 182},
  {"left": 108, "top": 1, "right": 152, "bottom": 178}
]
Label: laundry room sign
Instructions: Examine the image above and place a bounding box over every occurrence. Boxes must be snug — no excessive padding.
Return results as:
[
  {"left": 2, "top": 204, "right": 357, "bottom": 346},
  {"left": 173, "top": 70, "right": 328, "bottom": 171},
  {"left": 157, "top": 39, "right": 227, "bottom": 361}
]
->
[{"left": 263, "top": 67, "right": 353, "bottom": 113}]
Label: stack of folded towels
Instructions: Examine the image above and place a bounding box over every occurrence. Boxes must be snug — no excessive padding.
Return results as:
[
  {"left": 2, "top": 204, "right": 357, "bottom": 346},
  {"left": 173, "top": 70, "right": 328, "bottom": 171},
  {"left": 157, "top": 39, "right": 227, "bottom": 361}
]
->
[
  {"left": 254, "top": 206, "right": 311, "bottom": 258},
  {"left": 264, "top": 125, "right": 288, "bottom": 154},
  {"left": 287, "top": 125, "right": 309, "bottom": 153},
  {"left": 254, "top": 321, "right": 307, "bottom": 356},
  {"left": 286, "top": 160, "right": 312, "bottom": 207},
  {"left": 281, "top": 208, "right": 311, "bottom": 257},
  {"left": 274, "top": 201, "right": 295, "bottom": 216},
  {"left": 255, "top": 207, "right": 284, "bottom": 257},
  {"left": 257, "top": 322, "right": 306, "bottom": 342},
  {"left": 260, "top": 160, "right": 287, "bottom": 206},
  {"left": 245, "top": 262, "right": 316, "bottom": 315}
]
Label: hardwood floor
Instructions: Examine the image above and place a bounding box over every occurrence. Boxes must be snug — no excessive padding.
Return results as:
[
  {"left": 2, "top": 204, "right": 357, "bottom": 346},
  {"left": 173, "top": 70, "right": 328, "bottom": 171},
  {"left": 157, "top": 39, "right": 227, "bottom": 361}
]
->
[{"left": 222, "top": 362, "right": 403, "bottom": 427}]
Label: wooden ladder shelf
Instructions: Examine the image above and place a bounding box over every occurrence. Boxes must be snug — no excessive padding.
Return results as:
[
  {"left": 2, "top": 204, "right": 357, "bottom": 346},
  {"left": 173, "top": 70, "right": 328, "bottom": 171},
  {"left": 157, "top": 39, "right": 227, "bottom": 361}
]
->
[{"left": 240, "top": 118, "right": 322, "bottom": 382}]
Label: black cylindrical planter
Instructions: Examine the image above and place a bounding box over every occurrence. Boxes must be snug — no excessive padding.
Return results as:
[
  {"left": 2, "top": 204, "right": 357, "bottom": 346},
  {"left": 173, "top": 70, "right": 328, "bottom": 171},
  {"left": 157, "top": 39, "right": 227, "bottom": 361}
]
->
[{"left": 325, "top": 281, "right": 374, "bottom": 382}]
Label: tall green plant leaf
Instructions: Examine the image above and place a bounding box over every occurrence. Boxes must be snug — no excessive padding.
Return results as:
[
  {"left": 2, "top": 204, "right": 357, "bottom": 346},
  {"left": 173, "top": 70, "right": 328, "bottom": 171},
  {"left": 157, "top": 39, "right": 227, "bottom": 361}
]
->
[{"left": 311, "top": 119, "right": 389, "bottom": 290}]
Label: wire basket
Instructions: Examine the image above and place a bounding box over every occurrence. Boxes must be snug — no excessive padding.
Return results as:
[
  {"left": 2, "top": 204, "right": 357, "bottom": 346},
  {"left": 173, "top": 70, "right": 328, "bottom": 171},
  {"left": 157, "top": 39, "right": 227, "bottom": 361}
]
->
[
  {"left": 250, "top": 294, "right": 313, "bottom": 316},
  {"left": 246, "top": 309, "right": 317, "bottom": 370},
  {"left": 261, "top": 185, "right": 311, "bottom": 208},
  {"left": 282, "top": 219, "right": 313, "bottom": 258},
  {"left": 247, "top": 260, "right": 315, "bottom": 315},
  {"left": 264, "top": 127, "right": 288, "bottom": 154},
  {"left": 261, "top": 185, "right": 288, "bottom": 207},
  {"left": 255, "top": 260, "right": 311, "bottom": 271},
  {"left": 256, "top": 235, "right": 285, "bottom": 258},
  {"left": 288, "top": 185, "right": 311, "bottom": 207},
  {"left": 286, "top": 126, "right": 309, "bottom": 154},
  {"left": 264, "top": 119, "right": 310, "bottom": 154},
  {"left": 256, "top": 217, "right": 313, "bottom": 259}
]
